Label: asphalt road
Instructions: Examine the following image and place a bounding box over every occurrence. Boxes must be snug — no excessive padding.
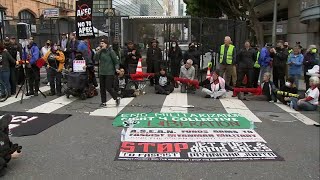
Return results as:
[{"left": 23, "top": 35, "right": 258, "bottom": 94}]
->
[{"left": 1, "top": 83, "right": 319, "bottom": 180}]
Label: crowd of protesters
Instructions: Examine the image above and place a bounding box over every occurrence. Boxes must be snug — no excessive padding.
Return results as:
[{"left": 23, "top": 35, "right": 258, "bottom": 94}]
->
[{"left": 0, "top": 33, "right": 318, "bottom": 111}]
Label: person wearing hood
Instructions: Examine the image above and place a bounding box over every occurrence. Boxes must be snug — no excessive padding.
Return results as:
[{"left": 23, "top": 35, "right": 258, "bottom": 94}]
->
[
  {"left": 94, "top": 39, "right": 121, "bottom": 107},
  {"left": 0, "top": 42, "right": 17, "bottom": 97},
  {"left": 270, "top": 40, "right": 289, "bottom": 88},
  {"left": 25, "top": 37, "right": 40, "bottom": 96},
  {"left": 154, "top": 67, "right": 174, "bottom": 95},
  {"left": 43, "top": 43, "right": 65, "bottom": 96},
  {"left": 303, "top": 45, "right": 319, "bottom": 89},
  {"left": 200, "top": 69, "right": 227, "bottom": 99},
  {"left": 276, "top": 77, "right": 298, "bottom": 104}
]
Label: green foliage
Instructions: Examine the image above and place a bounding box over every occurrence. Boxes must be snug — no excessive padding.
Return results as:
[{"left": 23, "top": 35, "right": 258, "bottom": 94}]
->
[{"left": 184, "top": 0, "right": 222, "bottom": 18}]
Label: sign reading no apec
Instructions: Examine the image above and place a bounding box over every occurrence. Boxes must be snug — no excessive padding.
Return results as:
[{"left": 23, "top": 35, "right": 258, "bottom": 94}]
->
[{"left": 75, "top": 0, "right": 95, "bottom": 39}]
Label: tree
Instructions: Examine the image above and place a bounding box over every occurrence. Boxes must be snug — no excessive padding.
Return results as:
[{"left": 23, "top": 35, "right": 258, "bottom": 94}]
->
[{"left": 184, "top": 0, "right": 264, "bottom": 46}]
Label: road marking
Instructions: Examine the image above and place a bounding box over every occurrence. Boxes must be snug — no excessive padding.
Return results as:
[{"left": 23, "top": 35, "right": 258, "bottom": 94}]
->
[
  {"left": 220, "top": 98, "right": 262, "bottom": 123},
  {"left": 275, "top": 103, "right": 319, "bottom": 125},
  {"left": 0, "top": 86, "right": 51, "bottom": 108},
  {"left": 161, "top": 88, "right": 189, "bottom": 113},
  {"left": 27, "top": 95, "right": 77, "bottom": 113},
  {"left": 90, "top": 97, "right": 134, "bottom": 117}
]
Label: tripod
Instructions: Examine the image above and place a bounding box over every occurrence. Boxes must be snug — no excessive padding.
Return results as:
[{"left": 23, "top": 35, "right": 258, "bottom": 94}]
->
[{"left": 15, "top": 40, "right": 46, "bottom": 104}]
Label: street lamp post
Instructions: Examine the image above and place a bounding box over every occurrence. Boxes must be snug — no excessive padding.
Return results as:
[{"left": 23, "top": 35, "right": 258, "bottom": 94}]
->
[
  {"left": 0, "top": 5, "right": 7, "bottom": 42},
  {"left": 272, "top": 0, "right": 278, "bottom": 46}
]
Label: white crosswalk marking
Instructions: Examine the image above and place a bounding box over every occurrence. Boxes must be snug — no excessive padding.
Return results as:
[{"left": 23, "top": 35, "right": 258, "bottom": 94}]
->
[
  {"left": 27, "top": 96, "right": 77, "bottom": 113},
  {"left": 161, "top": 88, "right": 189, "bottom": 113},
  {"left": 90, "top": 97, "right": 134, "bottom": 117},
  {"left": 275, "top": 103, "right": 319, "bottom": 125},
  {"left": 220, "top": 98, "right": 262, "bottom": 123},
  {"left": 0, "top": 86, "right": 51, "bottom": 108}
]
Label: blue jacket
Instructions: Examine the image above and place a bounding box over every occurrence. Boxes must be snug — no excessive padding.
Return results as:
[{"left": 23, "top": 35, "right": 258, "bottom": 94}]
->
[
  {"left": 23, "top": 43, "right": 39, "bottom": 65},
  {"left": 287, "top": 53, "right": 304, "bottom": 75},
  {"left": 258, "top": 47, "right": 271, "bottom": 67}
]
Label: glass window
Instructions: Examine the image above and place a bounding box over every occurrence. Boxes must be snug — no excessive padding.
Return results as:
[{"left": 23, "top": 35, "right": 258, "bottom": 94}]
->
[{"left": 18, "top": 10, "right": 36, "bottom": 24}]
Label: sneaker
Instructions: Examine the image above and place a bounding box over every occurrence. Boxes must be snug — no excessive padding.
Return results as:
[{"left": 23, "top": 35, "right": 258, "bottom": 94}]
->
[
  {"left": 100, "top": 103, "right": 106, "bottom": 107},
  {"left": 116, "top": 97, "right": 121, "bottom": 106}
]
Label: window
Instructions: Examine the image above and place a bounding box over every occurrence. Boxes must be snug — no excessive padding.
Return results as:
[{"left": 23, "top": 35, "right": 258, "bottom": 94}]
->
[{"left": 18, "top": 10, "right": 36, "bottom": 24}]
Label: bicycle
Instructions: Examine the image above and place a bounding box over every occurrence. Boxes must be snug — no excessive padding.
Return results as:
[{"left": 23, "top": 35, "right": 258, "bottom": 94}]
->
[{"left": 0, "top": 80, "right": 9, "bottom": 102}]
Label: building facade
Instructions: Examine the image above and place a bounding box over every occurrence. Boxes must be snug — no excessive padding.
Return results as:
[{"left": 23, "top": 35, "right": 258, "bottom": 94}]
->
[{"left": 255, "top": 0, "right": 319, "bottom": 48}]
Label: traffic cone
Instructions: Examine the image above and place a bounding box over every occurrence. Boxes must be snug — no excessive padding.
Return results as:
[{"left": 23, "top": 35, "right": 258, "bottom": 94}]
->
[
  {"left": 206, "top": 67, "right": 211, "bottom": 79},
  {"left": 135, "top": 58, "right": 143, "bottom": 80}
]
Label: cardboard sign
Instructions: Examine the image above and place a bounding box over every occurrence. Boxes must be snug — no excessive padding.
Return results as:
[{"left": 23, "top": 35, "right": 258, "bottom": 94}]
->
[
  {"left": 76, "top": 0, "right": 95, "bottom": 39},
  {"left": 113, "top": 113, "right": 254, "bottom": 129},
  {"left": 115, "top": 142, "right": 283, "bottom": 162},
  {"left": 122, "top": 128, "right": 266, "bottom": 143},
  {"left": 73, "top": 60, "right": 86, "bottom": 72}
]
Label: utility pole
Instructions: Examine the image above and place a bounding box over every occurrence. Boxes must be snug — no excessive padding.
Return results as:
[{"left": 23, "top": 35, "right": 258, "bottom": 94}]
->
[
  {"left": 108, "top": 0, "right": 111, "bottom": 44},
  {"left": 272, "top": 0, "right": 277, "bottom": 45}
]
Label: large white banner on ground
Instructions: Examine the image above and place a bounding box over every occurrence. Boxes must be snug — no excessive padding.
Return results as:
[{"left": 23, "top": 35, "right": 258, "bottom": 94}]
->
[{"left": 122, "top": 128, "right": 266, "bottom": 143}]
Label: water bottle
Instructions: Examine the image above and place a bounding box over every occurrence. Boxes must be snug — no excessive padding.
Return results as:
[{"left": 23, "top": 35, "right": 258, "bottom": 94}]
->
[{"left": 120, "top": 129, "right": 126, "bottom": 141}]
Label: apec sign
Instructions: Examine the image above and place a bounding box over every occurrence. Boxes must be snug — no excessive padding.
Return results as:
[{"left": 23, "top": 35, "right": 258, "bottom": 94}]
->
[{"left": 75, "top": 0, "right": 95, "bottom": 39}]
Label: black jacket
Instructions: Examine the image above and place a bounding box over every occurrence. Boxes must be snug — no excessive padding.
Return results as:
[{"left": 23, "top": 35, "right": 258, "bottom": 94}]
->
[
  {"left": 169, "top": 47, "right": 183, "bottom": 65},
  {"left": 114, "top": 75, "right": 130, "bottom": 91},
  {"left": 270, "top": 48, "right": 289, "bottom": 67},
  {"left": 237, "top": 48, "right": 256, "bottom": 69},
  {"left": 0, "top": 51, "right": 16, "bottom": 71},
  {"left": 154, "top": 73, "right": 174, "bottom": 86},
  {"left": 124, "top": 48, "right": 141, "bottom": 65},
  {"left": 183, "top": 49, "right": 200, "bottom": 65},
  {"left": 280, "top": 85, "right": 298, "bottom": 94},
  {"left": 66, "top": 40, "right": 79, "bottom": 60},
  {"left": 146, "top": 47, "right": 162, "bottom": 65}
]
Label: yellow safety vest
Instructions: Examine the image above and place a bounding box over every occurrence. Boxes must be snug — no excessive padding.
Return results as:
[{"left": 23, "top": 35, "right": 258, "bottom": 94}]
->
[
  {"left": 219, "top": 44, "right": 235, "bottom": 65},
  {"left": 254, "top": 51, "right": 260, "bottom": 68}
]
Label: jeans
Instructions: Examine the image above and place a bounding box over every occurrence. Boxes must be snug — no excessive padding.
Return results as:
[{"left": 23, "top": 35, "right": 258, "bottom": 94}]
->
[
  {"left": 289, "top": 74, "right": 301, "bottom": 90},
  {"left": 290, "top": 97, "right": 317, "bottom": 111},
  {"left": 100, "top": 75, "right": 118, "bottom": 103},
  {"left": 27, "top": 65, "right": 40, "bottom": 93},
  {"left": 48, "top": 68, "right": 62, "bottom": 94},
  {"left": 0, "top": 70, "right": 11, "bottom": 94}
]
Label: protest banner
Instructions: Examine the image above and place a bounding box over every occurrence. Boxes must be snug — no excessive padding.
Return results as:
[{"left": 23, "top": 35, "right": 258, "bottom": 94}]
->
[
  {"left": 113, "top": 113, "right": 254, "bottom": 129},
  {"left": 73, "top": 60, "right": 86, "bottom": 72},
  {"left": 76, "top": 0, "right": 95, "bottom": 39},
  {"left": 115, "top": 142, "right": 283, "bottom": 162},
  {"left": 122, "top": 128, "right": 266, "bottom": 143}
]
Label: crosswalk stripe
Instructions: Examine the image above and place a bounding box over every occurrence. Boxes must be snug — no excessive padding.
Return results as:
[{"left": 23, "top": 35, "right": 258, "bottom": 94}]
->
[
  {"left": 161, "top": 88, "right": 189, "bottom": 113},
  {"left": 220, "top": 98, "right": 262, "bottom": 123},
  {"left": 27, "top": 96, "right": 77, "bottom": 113},
  {"left": 274, "top": 103, "right": 320, "bottom": 125},
  {"left": 0, "top": 86, "right": 51, "bottom": 108},
  {"left": 90, "top": 97, "right": 134, "bottom": 117}
]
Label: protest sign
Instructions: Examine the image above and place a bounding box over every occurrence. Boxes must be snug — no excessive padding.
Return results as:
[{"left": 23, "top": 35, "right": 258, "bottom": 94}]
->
[
  {"left": 73, "top": 60, "right": 86, "bottom": 72},
  {"left": 76, "top": 0, "right": 95, "bottom": 39}
]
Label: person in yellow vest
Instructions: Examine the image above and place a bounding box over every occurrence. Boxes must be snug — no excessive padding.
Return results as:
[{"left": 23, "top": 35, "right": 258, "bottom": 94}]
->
[
  {"left": 253, "top": 45, "right": 261, "bottom": 88},
  {"left": 219, "top": 36, "right": 236, "bottom": 87}
]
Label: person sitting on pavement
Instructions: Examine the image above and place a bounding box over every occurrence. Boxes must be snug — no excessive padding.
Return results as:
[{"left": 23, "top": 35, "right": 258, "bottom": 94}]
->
[
  {"left": 179, "top": 59, "right": 196, "bottom": 93},
  {"left": 154, "top": 67, "right": 174, "bottom": 95},
  {"left": 238, "top": 72, "right": 276, "bottom": 101},
  {"left": 200, "top": 69, "right": 226, "bottom": 99},
  {"left": 114, "top": 68, "right": 138, "bottom": 98},
  {"left": 276, "top": 77, "right": 298, "bottom": 105},
  {"left": 289, "top": 76, "right": 319, "bottom": 111},
  {"left": 43, "top": 43, "right": 65, "bottom": 96}
]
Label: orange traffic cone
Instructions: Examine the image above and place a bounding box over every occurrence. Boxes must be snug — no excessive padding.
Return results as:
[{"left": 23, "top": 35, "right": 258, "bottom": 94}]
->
[
  {"left": 206, "top": 67, "right": 211, "bottom": 79},
  {"left": 135, "top": 58, "right": 143, "bottom": 80}
]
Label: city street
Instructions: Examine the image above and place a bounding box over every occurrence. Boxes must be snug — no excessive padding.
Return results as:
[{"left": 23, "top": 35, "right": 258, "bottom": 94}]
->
[{"left": 1, "top": 82, "right": 319, "bottom": 180}]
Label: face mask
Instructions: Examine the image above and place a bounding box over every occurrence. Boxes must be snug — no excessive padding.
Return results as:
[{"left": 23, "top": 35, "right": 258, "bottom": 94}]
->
[{"left": 285, "top": 82, "right": 291, "bottom": 87}]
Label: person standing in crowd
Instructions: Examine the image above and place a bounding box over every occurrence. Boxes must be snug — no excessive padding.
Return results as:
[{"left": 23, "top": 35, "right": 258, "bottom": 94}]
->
[
  {"left": 114, "top": 68, "right": 137, "bottom": 98},
  {"left": 146, "top": 39, "right": 162, "bottom": 86},
  {"left": 183, "top": 42, "right": 200, "bottom": 78},
  {"left": 60, "top": 33, "right": 68, "bottom": 52},
  {"left": 25, "top": 37, "right": 40, "bottom": 96},
  {"left": 253, "top": 45, "right": 261, "bottom": 88},
  {"left": 200, "top": 69, "right": 226, "bottom": 99},
  {"left": 290, "top": 76, "right": 319, "bottom": 111},
  {"left": 124, "top": 41, "right": 141, "bottom": 74},
  {"left": 179, "top": 59, "right": 196, "bottom": 93},
  {"left": 66, "top": 32, "right": 79, "bottom": 63},
  {"left": 112, "top": 40, "right": 121, "bottom": 63},
  {"left": 258, "top": 43, "right": 272, "bottom": 84},
  {"left": 154, "top": 67, "right": 174, "bottom": 95},
  {"left": 236, "top": 40, "right": 255, "bottom": 88},
  {"left": 9, "top": 37, "right": 24, "bottom": 86},
  {"left": 41, "top": 40, "right": 51, "bottom": 85},
  {"left": 303, "top": 45, "right": 319, "bottom": 90},
  {"left": 287, "top": 46, "right": 304, "bottom": 90},
  {"left": 276, "top": 77, "right": 298, "bottom": 105},
  {"left": 270, "top": 40, "right": 289, "bottom": 88},
  {"left": 94, "top": 39, "right": 120, "bottom": 107},
  {"left": 169, "top": 40, "right": 183, "bottom": 78},
  {"left": 43, "top": 43, "right": 65, "bottom": 96},
  {"left": 0, "top": 42, "right": 17, "bottom": 97},
  {"left": 219, "top": 36, "right": 236, "bottom": 87}
]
